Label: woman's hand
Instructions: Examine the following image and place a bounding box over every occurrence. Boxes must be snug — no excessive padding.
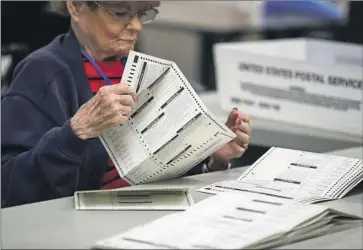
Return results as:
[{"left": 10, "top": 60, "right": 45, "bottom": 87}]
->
[
  {"left": 208, "top": 108, "right": 252, "bottom": 171},
  {"left": 70, "top": 83, "right": 137, "bottom": 140}
]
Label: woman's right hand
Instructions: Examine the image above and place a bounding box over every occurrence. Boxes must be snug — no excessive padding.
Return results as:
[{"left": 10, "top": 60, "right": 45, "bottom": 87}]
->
[{"left": 70, "top": 83, "right": 137, "bottom": 140}]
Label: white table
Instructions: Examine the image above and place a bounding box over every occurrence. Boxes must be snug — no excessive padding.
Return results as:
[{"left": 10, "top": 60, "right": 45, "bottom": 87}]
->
[
  {"left": 199, "top": 91, "right": 363, "bottom": 152},
  {"left": 1, "top": 147, "right": 362, "bottom": 249}
]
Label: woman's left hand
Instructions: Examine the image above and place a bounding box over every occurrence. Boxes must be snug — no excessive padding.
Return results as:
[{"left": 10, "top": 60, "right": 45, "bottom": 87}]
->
[{"left": 208, "top": 108, "right": 252, "bottom": 171}]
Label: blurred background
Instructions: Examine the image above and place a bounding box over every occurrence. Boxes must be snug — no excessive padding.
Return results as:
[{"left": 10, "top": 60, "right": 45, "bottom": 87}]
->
[{"left": 2, "top": 1, "right": 362, "bottom": 166}]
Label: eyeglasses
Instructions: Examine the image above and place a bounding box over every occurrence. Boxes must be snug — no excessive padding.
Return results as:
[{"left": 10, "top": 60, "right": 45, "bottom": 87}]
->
[{"left": 93, "top": 1, "right": 159, "bottom": 25}]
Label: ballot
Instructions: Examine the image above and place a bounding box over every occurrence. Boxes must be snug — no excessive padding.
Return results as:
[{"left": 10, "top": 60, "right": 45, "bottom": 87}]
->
[
  {"left": 199, "top": 147, "right": 363, "bottom": 204},
  {"left": 98, "top": 51, "right": 235, "bottom": 185},
  {"left": 93, "top": 192, "right": 362, "bottom": 249},
  {"left": 74, "top": 185, "right": 194, "bottom": 211}
]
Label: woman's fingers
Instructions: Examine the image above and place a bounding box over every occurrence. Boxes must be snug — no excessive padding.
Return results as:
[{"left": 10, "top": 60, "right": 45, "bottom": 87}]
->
[
  {"left": 233, "top": 129, "right": 250, "bottom": 147},
  {"left": 226, "top": 108, "right": 239, "bottom": 128},
  {"left": 229, "top": 139, "right": 246, "bottom": 158},
  {"left": 100, "top": 83, "right": 137, "bottom": 101},
  {"left": 235, "top": 119, "right": 252, "bottom": 135}
]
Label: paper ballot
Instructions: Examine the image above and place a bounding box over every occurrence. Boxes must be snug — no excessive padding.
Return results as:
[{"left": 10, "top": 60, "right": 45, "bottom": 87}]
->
[
  {"left": 75, "top": 185, "right": 194, "bottom": 211},
  {"left": 99, "top": 51, "right": 235, "bottom": 185},
  {"left": 93, "top": 193, "right": 362, "bottom": 249},
  {"left": 199, "top": 147, "right": 363, "bottom": 204}
]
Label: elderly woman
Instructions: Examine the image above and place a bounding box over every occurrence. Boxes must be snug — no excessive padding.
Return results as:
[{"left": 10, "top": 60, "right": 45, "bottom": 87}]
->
[{"left": 1, "top": 1, "right": 252, "bottom": 208}]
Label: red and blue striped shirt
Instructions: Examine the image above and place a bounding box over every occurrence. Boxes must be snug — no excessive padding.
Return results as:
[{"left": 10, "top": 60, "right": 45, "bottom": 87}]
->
[{"left": 82, "top": 56, "right": 130, "bottom": 190}]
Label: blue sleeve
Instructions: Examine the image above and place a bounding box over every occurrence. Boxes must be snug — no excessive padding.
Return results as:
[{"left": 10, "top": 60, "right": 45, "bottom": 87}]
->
[
  {"left": 1, "top": 95, "right": 88, "bottom": 208},
  {"left": 185, "top": 157, "right": 232, "bottom": 176},
  {"left": 184, "top": 159, "right": 209, "bottom": 176},
  {"left": 1, "top": 57, "right": 88, "bottom": 208}
]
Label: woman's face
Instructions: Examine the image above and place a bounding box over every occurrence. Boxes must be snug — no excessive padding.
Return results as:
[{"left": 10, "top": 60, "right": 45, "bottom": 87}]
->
[{"left": 69, "top": 1, "right": 159, "bottom": 59}]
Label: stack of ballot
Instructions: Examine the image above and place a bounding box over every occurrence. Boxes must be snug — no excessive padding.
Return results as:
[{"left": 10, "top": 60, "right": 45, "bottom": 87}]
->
[
  {"left": 75, "top": 185, "right": 194, "bottom": 211},
  {"left": 91, "top": 148, "right": 362, "bottom": 249},
  {"left": 93, "top": 192, "right": 362, "bottom": 249},
  {"left": 199, "top": 147, "right": 363, "bottom": 204}
]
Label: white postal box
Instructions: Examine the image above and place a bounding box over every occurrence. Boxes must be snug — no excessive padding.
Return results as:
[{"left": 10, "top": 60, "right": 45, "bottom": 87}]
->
[{"left": 214, "top": 38, "right": 363, "bottom": 136}]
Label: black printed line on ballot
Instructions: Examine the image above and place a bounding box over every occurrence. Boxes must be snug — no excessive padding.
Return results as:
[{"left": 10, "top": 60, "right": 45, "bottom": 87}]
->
[
  {"left": 176, "top": 112, "right": 202, "bottom": 134},
  {"left": 153, "top": 134, "right": 179, "bottom": 155},
  {"left": 166, "top": 145, "right": 192, "bottom": 165},
  {"left": 212, "top": 185, "right": 293, "bottom": 200},
  {"left": 290, "top": 163, "right": 318, "bottom": 169},
  {"left": 147, "top": 67, "right": 171, "bottom": 90},
  {"left": 130, "top": 96, "right": 154, "bottom": 119},
  {"left": 160, "top": 87, "right": 185, "bottom": 109},
  {"left": 274, "top": 178, "right": 301, "bottom": 185},
  {"left": 140, "top": 112, "right": 165, "bottom": 134},
  {"left": 136, "top": 61, "right": 147, "bottom": 93}
]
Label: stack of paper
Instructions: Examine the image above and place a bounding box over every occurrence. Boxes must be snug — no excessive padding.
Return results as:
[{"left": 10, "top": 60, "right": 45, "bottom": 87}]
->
[
  {"left": 75, "top": 185, "right": 194, "bottom": 211},
  {"left": 93, "top": 193, "right": 362, "bottom": 249},
  {"left": 198, "top": 147, "right": 363, "bottom": 204},
  {"left": 99, "top": 51, "right": 235, "bottom": 186}
]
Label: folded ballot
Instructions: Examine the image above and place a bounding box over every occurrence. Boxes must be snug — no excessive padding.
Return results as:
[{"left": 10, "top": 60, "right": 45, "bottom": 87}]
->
[
  {"left": 98, "top": 51, "right": 235, "bottom": 186},
  {"left": 92, "top": 192, "right": 362, "bottom": 249},
  {"left": 199, "top": 147, "right": 363, "bottom": 204},
  {"left": 75, "top": 185, "right": 193, "bottom": 211}
]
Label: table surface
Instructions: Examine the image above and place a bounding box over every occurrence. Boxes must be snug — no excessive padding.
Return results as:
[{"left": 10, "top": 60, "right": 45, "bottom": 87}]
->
[
  {"left": 199, "top": 91, "right": 363, "bottom": 152},
  {"left": 2, "top": 147, "right": 362, "bottom": 249}
]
